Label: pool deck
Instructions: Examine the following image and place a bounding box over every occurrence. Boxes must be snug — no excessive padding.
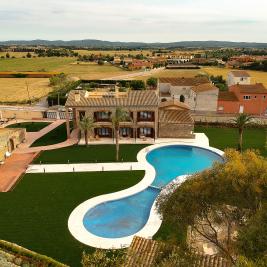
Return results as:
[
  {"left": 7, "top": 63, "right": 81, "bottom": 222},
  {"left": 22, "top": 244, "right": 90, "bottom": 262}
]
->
[{"left": 67, "top": 135, "right": 224, "bottom": 249}]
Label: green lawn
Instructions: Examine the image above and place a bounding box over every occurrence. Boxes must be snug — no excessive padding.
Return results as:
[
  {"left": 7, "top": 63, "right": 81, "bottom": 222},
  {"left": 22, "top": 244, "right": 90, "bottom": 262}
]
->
[
  {"left": 34, "top": 144, "right": 150, "bottom": 164},
  {"left": 195, "top": 126, "right": 267, "bottom": 156},
  {"left": 30, "top": 123, "right": 68, "bottom": 147},
  {"left": 7, "top": 122, "right": 51, "bottom": 132},
  {"left": 0, "top": 171, "right": 144, "bottom": 266}
]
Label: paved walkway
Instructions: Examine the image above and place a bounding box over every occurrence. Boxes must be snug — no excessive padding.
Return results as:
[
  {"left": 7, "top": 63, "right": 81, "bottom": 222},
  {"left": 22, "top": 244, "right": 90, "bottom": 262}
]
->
[
  {"left": 0, "top": 152, "right": 38, "bottom": 192},
  {"left": 17, "top": 120, "right": 65, "bottom": 149},
  {"left": 26, "top": 162, "right": 144, "bottom": 173},
  {"left": 0, "top": 120, "right": 78, "bottom": 191},
  {"left": 16, "top": 128, "right": 79, "bottom": 154}
]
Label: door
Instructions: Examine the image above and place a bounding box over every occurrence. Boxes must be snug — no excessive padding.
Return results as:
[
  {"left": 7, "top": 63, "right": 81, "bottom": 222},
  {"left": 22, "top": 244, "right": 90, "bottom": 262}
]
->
[{"left": 239, "top": 105, "right": 244, "bottom": 113}]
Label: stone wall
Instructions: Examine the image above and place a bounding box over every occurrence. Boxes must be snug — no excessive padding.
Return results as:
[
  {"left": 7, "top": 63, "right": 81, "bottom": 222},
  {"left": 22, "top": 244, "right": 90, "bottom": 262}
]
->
[{"left": 158, "top": 123, "right": 194, "bottom": 138}]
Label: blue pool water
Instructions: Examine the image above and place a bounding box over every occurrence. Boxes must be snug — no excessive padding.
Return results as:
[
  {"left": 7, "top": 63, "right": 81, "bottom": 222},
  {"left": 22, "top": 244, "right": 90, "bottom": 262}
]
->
[{"left": 83, "top": 145, "right": 223, "bottom": 238}]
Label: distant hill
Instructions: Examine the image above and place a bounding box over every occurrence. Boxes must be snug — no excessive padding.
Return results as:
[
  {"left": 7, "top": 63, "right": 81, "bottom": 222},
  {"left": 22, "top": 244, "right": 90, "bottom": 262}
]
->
[{"left": 1, "top": 39, "right": 267, "bottom": 49}]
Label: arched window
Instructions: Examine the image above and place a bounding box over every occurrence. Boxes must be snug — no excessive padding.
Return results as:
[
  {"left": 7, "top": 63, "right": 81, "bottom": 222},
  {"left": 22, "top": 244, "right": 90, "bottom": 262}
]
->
[{"left": 180, "top": 95, "right": 185, "bottom": 103}]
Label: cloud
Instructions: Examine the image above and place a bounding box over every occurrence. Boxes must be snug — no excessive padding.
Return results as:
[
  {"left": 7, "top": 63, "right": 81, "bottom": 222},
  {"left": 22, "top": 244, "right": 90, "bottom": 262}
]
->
[{"left": 0, "top": 0, "right": 267, "bottom": 42}]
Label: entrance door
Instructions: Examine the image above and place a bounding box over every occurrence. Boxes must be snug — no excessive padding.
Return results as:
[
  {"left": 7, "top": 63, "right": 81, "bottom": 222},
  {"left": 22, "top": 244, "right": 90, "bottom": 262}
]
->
[{"left": 239, "top": 105, "right": 244, "bottom": 113}]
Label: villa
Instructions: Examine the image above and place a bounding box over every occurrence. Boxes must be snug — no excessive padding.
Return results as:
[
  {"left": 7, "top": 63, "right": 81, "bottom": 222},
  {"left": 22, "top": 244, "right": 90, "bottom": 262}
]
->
[
  {"left": 227, "top": 71, "right": 251, "bottom": 86},
  {"left": 65, "top": 88, "right": 194, "bottom": 141}
]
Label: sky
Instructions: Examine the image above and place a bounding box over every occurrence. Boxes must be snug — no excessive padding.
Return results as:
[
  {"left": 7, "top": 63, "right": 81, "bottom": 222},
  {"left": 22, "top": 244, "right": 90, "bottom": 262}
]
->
[{"left": 0, "top": 0, "right": 267, "bottom": 42}]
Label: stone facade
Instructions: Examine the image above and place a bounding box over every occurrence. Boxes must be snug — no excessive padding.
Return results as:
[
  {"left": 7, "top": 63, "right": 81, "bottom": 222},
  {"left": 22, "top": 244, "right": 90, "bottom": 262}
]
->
[{"left": 0, "top": 128, "right": 26, "bottom": 162}]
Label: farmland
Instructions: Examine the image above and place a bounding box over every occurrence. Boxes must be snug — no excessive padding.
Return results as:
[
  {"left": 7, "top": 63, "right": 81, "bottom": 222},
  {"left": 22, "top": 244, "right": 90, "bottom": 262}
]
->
[
  {"left": 0, "top": 78, "right": 51, "bottom": 103},
  {"left": 0, "top": 52, "right": 37, "bottom": 58}
]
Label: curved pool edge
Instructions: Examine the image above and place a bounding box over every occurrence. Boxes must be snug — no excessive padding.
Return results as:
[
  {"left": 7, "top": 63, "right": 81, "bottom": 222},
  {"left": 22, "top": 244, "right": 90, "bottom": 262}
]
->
[{"left": 68, "top": 142, "right": 224, "bottom": 249}]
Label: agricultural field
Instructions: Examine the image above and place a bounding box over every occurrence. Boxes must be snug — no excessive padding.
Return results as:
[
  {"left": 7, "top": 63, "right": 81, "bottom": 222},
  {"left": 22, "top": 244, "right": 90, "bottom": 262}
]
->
[
  {"left": 0, "top": 78, "right": 51, "bottom": 103},
  {"left": 0, "top": 57, "right": 75, "bottom": 72},
  {"left": 73, "top": 49, "right": 153, "bottom": 57},
  {"left": 57, "top": 62, "right": 130, "bottom": 80},
  {"left": 0, "top": 52, "right": 37, "bottom": 58},
  {"left": 202, "top": 67, "right": 267, "bottom": 88}
]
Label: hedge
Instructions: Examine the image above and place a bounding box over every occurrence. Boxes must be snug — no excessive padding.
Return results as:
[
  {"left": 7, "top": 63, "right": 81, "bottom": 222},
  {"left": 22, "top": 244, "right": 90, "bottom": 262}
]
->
[{"left": 0, "top": 240, "right": 68, "bottom": 267}]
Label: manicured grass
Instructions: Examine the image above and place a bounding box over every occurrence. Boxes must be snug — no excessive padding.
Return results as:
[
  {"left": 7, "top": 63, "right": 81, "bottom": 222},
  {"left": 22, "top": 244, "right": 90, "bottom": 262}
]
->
[
  {"left": 34, "top": 144, "right": 150, "bottom": 164},
  {"left": 195, "top": 126, "right": 267, "bottom": 156},
  {"left": 7, "top": 122, "right": 51, "bottom": 132},
  {"left": 0, "top": 171, "right": 144, "bottom": 266},
  {"left": 30, "top": 123, "right": 68, "bottom": 147}
]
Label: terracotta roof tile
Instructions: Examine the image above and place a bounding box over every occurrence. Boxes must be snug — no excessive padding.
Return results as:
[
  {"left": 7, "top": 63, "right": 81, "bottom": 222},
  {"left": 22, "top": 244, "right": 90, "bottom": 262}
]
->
[
  {"left": 159, "top": 77, "right": 209, "bottom": 86},
  {"left": 218, "top": 91, "right": 239, "bottom": 101},
  {"left": 230, "top": 83, "right": 267, "bottom": 94},
  {"left": 159, "top": 110, "right": 194, "bottom": 124},
  {"left": 192, "top": 83, "right": 218, "bottom": 93},
  {"left": 229, "top": 71, "right": 250, "bottom": 77},
  {"left": 65, "top": 90, "right": 159, "bottom": 107}
]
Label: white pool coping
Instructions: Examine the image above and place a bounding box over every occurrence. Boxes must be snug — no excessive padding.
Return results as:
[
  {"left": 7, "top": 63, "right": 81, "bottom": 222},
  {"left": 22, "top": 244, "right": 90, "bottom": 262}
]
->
[{"left": 68, "top": 141, "right": 224, "bottom": 249}]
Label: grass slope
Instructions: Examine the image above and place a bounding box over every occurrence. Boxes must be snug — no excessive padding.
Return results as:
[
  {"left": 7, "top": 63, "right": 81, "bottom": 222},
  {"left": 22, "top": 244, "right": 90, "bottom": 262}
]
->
[
  {"left": 7, "top": 122, "right": 51, "bottom": 132},
  {"left": 30, "top": 123, "right": 68, "bottom": 147},
  {"left": 34, "top": 144, "right": 150, "bottom": 164},
  {"left": 0, "top": 171, "right": 144, "bottom": 266},
  {"left": 195, "top": 126, "right": 267, "bottom": 156}
]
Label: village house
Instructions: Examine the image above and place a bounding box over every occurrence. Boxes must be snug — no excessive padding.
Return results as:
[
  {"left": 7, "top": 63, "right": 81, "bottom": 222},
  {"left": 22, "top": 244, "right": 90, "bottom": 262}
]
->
[
  {"left": 218, "top": 83, "right": 267, "bottom": 115},
  {"left": 127, "top": 59, "right": 153, "bottom": 71},
  {"left": 159, "top": 77, "right": 219, "bottom": 112},
  {"left": 227, "top": 71, "right": 251, "bottom": 86},
  {"left": 65, "top": 87, "right": 194, "bottom": 141}
]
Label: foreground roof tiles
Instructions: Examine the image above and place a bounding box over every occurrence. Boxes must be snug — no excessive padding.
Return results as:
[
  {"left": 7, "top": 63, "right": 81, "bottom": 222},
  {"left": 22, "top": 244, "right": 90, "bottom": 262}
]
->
[{"left": 159, "top": 110, "right": 194, "bottom": 124}]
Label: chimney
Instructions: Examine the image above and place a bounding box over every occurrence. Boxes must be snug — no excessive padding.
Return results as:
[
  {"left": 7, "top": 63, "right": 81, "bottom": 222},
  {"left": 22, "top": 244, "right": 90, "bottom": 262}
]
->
[{"left": 74, "top": 91, "right": 80, "bottom": 102}]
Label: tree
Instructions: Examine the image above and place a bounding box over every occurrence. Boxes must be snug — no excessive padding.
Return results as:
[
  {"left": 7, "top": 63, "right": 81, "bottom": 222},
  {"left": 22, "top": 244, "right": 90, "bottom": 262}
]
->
[
  {"left": 81, "top": 249, "right": 125, "bottom": 267},
  {"left": 232, "top": 114, "right": 253, "bottom": 151},
  {"left": 130, "top": 80, "right": 146, "bottom": 90},
  {"left": 78, "top": 116, "right": 94, "bottom": 146},
  {"left": 111, "top": 108, "right": 131, "bottom": 161},
  {"left": 146, "top": 77, "right": 158, "bottom": 89},
  {"left": 5, "top": 53, "right": 10, "bottom": 58},
  {"left": 157, "top": 149, "right": 267, "bottom": 264},
  {"left": 26, "top": 52, "right": 32, "bottom": 58},
  {"left": 98, "top": 59, "right": 104, "bottom": 65}
]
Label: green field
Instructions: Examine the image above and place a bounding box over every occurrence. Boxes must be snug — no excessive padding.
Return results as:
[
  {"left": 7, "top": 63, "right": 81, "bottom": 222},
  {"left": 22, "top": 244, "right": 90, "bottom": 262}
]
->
[
  {"left": 30, "top": 123, "right": 68, "bottom": 147},
  {"left": 0, "top": 171, "right": 144, "bottom": 266},
  {"left": 0, "top": 57, "right": 75, "bottom": 72},
  {"left": 34, "top": 144, "right": 150, "bottom": 164},
  {"left": 7, "top": 122, "right": 50, "bottom": 132},
  {"left": 195, "top": 126, "right": 267, "bottom": 156}
]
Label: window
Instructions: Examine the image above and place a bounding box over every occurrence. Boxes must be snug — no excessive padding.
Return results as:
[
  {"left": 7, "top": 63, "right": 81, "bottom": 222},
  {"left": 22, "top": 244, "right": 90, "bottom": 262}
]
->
[
  {"left": 139, "top": 111, "right": 153, "bottom": 120},
  {"left": 254, "top": 96, "right": 257, "bottom": 99},
  {"left": 97, "top": 128, "right": 110, "bottom": 136},
  {"left": 264, "top": 96, "right": 266, "bottom": 99},
  {"left": 140, "top": 128, "right": 152, "bottom": 136},
  {"left": 243, "top": 95, "right": 251, "bottom": 100}
]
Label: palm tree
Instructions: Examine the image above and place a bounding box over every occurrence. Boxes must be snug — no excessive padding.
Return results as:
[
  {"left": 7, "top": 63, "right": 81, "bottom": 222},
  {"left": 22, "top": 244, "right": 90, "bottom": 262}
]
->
[
  {"left": 233, "top": 113, "right": 253, "bottom": 152},
  {"left": 78, "top": 116, "right": 94, "bottom": 146},
  {"left": 111, "top": 107, "right": 131, "bottom": 161}
]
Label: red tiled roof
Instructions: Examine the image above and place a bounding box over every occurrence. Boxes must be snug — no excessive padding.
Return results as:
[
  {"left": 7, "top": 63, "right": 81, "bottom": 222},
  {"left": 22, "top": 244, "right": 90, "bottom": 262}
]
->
[
  {"left": 230, "top": 83, "right": 267, "bottom": 94},
  {"left": 159, "top": 77, "right": 209, "bottom": 86},
  {"left": 218, "top": 91, "right": 239, "bottom": 101},
  {"left": 229, "top": 71, "right": 250, "bottom": 77},
  {"left": 192, "top": 83, "right": 218, "bottom": 93}
]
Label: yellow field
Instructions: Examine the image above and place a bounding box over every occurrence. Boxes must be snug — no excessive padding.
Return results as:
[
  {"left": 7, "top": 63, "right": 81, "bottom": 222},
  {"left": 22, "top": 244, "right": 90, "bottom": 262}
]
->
[
  {"left": 202, "top": 67, "right": 267, "bottom": 88},
  {"left": 0, "top": 78, "right": 52, "bottom": 102},
  {"left": 0, "top": 52, "right": 37, "bottom": 58}
]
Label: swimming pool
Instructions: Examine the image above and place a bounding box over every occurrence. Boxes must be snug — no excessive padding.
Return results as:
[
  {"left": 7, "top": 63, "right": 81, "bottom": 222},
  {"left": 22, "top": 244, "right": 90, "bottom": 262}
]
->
[{"left": 82, "top": 145, "right": 223, "bottom": 239}]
